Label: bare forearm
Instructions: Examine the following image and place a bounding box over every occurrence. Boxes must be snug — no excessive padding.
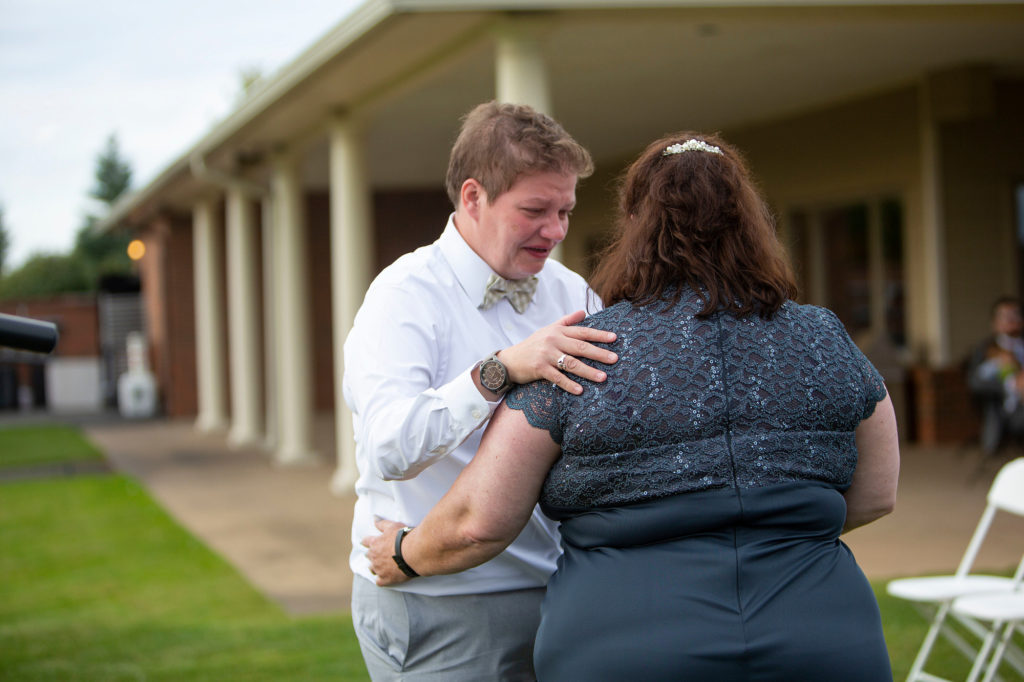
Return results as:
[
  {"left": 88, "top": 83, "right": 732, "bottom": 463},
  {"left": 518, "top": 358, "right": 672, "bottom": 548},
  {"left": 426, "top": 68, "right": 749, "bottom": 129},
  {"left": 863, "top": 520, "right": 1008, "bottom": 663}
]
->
[
  {"left": 844, "top": 393, "right": 900, "bottom": 533},
  {"left": 363, "top": 406, "right": 562, "bottom": 586},
  {"left": 366, "top": 498, "right": 528, "bottom": 585},
  {"left": 401, "top": 514, "right": 514, "bottom": 577},
  {"left": 842, "top": 495, "right": 894, "bottom": 533}
]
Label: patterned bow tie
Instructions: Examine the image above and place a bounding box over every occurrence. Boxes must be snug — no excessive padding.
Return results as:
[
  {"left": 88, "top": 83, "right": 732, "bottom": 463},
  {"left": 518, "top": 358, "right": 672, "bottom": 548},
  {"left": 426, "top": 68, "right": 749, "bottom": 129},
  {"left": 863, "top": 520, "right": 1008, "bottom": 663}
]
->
[{"left": 480, "top": 274, "right": 538, "bottom": 314}]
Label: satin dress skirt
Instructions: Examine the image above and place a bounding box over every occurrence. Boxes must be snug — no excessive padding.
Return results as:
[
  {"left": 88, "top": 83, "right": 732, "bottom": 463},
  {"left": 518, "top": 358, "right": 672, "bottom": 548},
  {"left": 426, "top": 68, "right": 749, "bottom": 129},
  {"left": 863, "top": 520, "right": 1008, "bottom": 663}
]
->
[{"left": 534, "top": 483, "right": 892, "bottom": 682}]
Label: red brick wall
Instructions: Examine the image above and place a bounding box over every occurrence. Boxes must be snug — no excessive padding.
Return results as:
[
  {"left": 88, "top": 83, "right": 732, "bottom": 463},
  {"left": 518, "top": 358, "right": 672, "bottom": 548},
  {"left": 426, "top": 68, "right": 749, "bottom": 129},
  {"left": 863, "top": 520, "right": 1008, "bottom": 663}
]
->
[
  {"left": 139, "top": 213, "right": 199, "bottom": 418},
  {"left": 373, "top": 189, "right": 451, "bottom": 273},
  {"left": 308, "top": 192, "right": 334, "bottom": 411},
  {"left": 303, "top": 189, "right": 450, "bottom": 411},
  {"left": 139, "top": 219, "right": 168, "bottom": 380},
  {"left": 144, "top": 196, "right": 316, "bottom": 419},
  {"left": 0, "top": 294, "right": 99, "bottom": 357},
  {"left": 169, "top": 214, "right": 203, "bottom": 419}
]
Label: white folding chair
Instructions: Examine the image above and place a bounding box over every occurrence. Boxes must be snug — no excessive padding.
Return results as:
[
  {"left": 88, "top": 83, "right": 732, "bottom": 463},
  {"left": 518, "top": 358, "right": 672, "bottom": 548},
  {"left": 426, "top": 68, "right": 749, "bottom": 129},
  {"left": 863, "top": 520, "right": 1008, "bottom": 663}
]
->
[
  {"left": 950, "top": 559, "right": 1024, "bottom": 682},
  {"left": 886, "top": 457, "right": 1024, "bottom": 682}
]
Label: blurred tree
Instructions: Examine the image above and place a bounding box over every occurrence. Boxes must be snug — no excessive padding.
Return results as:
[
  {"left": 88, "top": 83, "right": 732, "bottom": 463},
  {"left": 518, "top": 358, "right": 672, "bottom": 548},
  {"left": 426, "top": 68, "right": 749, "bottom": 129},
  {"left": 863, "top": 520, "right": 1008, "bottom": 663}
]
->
[
  {"left": 73, "top": 215, "right": 133, "bottom": 282},
  {"left": 0, "top": 253, "right": 90, "bottom": 299},
  {"left": 73, "top": 134, "right": 134, "bottom": 284},
  {"left": 0, "top": 204, "right": 10, "bottom": 276},
  {"left": 0, "top": 134, "right": 135, "bottom": 300},
  {"left": 89, "top": 134, "right": 132, "bottom": 204}
]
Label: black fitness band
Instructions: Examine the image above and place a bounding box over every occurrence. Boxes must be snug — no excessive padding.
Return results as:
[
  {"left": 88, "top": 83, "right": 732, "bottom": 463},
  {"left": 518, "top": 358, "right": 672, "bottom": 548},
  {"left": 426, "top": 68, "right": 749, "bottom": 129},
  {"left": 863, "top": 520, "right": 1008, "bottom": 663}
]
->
[{"left": 392, "top": 526, "right": 420, "bottom": 578}]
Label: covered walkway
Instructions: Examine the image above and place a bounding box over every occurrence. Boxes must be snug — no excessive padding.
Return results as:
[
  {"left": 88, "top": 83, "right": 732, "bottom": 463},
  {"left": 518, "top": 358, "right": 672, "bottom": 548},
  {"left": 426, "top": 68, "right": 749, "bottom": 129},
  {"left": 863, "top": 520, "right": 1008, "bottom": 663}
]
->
[{"left": 75, "top": 416, "right": 1024, "bottom": 616}]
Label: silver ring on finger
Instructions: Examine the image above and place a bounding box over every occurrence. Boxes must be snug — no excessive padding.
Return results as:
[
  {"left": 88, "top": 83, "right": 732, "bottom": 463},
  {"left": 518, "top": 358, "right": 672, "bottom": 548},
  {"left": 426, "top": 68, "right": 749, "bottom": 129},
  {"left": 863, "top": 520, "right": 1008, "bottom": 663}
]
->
[{"left": 556, "top": 353, "right": 567, "bottom": 371}]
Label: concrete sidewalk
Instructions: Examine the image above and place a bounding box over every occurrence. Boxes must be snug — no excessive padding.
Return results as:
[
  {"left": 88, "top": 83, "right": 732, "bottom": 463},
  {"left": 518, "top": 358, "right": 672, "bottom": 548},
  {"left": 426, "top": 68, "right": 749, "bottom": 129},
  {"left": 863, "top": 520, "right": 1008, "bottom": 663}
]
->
[
  {"left": 45, "top": 415, "right": 1024, "bottom": 616},
  {"left": 82, "top": 415, "right": 355, "bottom": 617}
]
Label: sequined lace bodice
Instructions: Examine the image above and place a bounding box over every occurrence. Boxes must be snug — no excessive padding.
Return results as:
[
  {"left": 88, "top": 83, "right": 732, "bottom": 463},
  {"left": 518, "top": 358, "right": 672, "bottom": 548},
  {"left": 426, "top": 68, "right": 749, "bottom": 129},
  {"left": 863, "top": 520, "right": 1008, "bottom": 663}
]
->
[{"left": 505, "top": 290, "right": 887, "bottom": 512}]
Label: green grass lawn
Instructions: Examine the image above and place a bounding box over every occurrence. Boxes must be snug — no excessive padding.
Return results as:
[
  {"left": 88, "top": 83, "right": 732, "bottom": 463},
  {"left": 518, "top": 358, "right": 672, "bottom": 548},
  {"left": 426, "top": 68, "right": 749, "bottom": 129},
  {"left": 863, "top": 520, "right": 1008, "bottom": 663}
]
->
[
  {"left": 0, "top": 426, "right": 368, "bottom": 682},
  {"left": 878, "top": 581, "right": 1023, "bottom": 681},
  {"left": 0, "top": 424, "right": 104, "bottom": 469},
  {"left": 0, "top": 425, "right": 1021, "bottom": 681}
]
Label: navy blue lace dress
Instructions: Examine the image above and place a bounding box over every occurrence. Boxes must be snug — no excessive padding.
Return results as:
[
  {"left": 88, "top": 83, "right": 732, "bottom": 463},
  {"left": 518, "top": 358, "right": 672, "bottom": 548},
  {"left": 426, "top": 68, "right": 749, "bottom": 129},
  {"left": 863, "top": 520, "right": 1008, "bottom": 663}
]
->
[{"left": 505, "top": 290, "right": 892, "bottom": 681}]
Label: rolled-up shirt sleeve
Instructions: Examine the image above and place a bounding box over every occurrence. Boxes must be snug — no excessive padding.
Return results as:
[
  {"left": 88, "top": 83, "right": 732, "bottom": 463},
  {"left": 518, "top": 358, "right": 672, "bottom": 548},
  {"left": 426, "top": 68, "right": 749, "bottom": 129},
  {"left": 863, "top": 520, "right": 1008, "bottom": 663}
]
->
[{"left": 343, "top": 282, "right": 497, "bottom": 481}]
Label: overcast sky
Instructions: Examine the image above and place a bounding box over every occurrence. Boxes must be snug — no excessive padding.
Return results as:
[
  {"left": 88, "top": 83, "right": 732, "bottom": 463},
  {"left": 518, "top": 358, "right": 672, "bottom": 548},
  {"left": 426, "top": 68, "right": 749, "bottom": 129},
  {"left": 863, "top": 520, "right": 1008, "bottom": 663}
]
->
[{"left": 0, "top": 0, "right": 363, "bottom": 269}]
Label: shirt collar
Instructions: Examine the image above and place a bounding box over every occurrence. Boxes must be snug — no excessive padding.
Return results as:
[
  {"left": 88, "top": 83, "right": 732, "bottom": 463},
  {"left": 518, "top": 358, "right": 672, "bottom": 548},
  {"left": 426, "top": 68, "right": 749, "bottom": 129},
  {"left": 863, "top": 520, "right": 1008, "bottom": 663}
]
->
[{"left": 439, "top": 213, "right": 506, "bottom": 304}]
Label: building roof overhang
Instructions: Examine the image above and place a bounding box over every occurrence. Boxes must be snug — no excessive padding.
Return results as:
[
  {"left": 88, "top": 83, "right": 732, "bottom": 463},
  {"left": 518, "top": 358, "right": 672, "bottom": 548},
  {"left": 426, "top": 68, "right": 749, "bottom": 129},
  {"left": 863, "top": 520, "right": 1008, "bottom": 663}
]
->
[{"left": 102, "top": 0, "right": 1024, "bottom": 229}]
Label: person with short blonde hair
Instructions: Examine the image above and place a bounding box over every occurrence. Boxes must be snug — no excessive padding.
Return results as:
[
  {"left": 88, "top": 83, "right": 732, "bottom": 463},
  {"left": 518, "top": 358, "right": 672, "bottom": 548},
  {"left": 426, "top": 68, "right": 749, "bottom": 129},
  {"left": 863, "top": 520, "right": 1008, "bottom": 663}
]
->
[{"left": 346, "top": 101, "right": 614, "bottom": 681}]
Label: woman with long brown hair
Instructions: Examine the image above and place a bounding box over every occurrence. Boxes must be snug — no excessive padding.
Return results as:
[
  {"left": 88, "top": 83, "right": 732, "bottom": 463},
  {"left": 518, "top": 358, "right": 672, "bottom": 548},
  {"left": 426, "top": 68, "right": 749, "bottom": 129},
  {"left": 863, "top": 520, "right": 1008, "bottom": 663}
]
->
[{"left": 364, "top": 132, "right": 900, "bottom": 681}]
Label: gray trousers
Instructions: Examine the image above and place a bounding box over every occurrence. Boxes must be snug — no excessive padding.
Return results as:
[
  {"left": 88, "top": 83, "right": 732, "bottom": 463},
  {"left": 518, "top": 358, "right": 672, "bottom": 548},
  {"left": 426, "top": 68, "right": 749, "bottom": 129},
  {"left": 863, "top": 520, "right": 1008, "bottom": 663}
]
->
[{"left": 351, "top": 575, "right": 544, "bottom": 681}]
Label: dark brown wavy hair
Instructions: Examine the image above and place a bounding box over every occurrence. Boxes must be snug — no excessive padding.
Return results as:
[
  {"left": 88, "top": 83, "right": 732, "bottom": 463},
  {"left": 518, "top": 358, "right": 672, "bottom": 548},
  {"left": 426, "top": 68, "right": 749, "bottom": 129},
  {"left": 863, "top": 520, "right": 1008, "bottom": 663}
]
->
[{"left": 589, "top": 132, "right": 797, "bottom": 319}]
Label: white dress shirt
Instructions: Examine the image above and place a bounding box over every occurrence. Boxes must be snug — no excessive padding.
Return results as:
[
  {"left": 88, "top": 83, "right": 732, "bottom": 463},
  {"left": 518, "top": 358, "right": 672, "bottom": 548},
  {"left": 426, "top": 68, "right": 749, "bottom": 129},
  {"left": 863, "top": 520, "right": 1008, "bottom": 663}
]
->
[{"left": 344, "top": 215, "right": 596, "bottom": 596}]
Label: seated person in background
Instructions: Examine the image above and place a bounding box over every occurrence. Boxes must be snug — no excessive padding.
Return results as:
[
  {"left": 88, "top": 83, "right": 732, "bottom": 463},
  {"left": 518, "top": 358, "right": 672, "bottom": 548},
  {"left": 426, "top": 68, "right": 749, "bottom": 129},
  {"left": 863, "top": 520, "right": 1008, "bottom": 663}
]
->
[{"left": 967, "top": 296, "right": 1024, "bottom": 454}]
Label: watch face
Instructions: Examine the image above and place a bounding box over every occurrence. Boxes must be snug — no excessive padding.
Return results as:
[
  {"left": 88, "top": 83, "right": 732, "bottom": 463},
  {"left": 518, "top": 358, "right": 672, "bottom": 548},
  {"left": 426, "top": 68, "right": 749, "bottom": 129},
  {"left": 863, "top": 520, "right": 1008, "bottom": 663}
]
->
[{"left": 480, "top": 359, "right": 507, "bottom": 391}]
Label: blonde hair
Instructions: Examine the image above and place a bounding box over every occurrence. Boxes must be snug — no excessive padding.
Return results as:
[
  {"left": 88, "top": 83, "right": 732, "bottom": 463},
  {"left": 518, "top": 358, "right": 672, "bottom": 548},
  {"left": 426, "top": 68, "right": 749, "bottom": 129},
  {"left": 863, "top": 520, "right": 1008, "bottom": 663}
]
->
[{"left": 445, "top": 101, "right": 593, "bottom": 207}]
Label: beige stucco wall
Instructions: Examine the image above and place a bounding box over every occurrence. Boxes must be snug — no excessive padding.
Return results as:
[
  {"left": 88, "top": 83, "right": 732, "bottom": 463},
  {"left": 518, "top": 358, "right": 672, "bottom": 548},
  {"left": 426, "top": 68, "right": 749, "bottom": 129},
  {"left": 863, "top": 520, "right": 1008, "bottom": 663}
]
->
[
  {"left": 561, "top": 160, "right": 621, "bottom": 280},
  {"left": 940, "top": 79, "right": 1024, "bottom": 362},
  {"left": 508, "top": 77, "right": 1024, "bottom": 376},
  {"left": 730, "top": 87, "right": 922, "bottom": 207},
  {"left": 727, "top": 86, "right": 927, "bottom": 358},
  {"left": 565, "top": 87, "right": 931, "bottom": 358}
]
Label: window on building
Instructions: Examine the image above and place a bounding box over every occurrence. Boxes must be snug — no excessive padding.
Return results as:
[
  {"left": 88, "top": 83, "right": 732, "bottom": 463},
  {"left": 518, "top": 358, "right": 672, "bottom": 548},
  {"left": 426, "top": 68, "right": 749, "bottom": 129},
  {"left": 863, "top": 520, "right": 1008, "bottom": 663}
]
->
[{"left": 786, "top": 198, "right": 905, "bottom": 347}]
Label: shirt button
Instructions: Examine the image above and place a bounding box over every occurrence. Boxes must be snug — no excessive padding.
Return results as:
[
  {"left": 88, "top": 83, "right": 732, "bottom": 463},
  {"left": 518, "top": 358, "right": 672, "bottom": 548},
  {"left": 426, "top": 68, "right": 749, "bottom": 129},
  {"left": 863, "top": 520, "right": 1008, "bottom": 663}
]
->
[
  {"left": 472, "top": 409, "right": 483, "bottom": 420},
  {"left": 435, "top": 445, "right": 447, "bottom": 455}
]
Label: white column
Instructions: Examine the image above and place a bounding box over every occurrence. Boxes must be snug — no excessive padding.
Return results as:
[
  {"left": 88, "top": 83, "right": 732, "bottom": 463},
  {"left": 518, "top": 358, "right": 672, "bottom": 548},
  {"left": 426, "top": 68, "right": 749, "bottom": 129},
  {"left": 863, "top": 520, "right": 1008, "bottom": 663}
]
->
[
  {"left": 260, "top": 195, "right": 278, "bottom": 451},
  {"left": 494, "top": 20, "right": 565, "bottom": 263},
  {"left": 495, "top": 24, "right": 551, "bottom": 115},
  {"left": 919, "top": 83, "right": 950, "bottom": 365},
  {"left": 806, "top": 212, "right": 827, "bottom": 307},
  {"left": 193, "top": 197, "right": 228, "bottom": 433},
  {"left": 225, "top": 184, "right": 263, "bottom": 447},
  {"left": 328, "top": 115, "right": 373, "bottom": 494},
  {"left": 271, "top": 151, "right": 317, "bottom": 464}
]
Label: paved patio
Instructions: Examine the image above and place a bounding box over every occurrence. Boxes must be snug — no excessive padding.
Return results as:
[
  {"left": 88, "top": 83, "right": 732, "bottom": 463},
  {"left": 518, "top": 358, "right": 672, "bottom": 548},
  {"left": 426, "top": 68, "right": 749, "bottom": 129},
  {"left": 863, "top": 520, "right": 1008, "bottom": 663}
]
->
[{"left": 13, "top": 413, "right": 1024, "bottom": 616}]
